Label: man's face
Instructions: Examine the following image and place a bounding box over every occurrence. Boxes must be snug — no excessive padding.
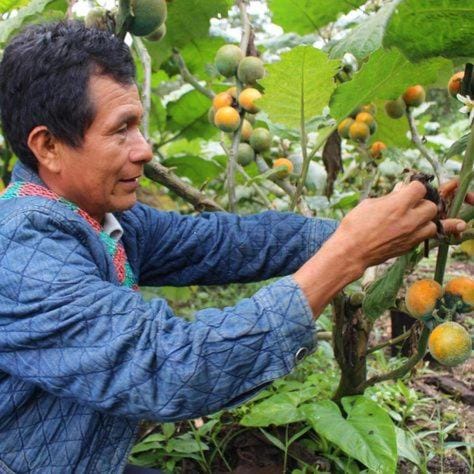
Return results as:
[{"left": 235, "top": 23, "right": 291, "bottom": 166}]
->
[{"left": 44, "top": 75, "right": 153, "bottom": 222}]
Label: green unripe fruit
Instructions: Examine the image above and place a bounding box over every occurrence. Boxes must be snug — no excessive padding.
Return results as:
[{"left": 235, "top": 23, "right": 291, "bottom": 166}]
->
[
  {"left": 128, "top": 0, "right": 167, "bottom": 36},
  {"left": 237, "top": 56, "right": 265, "bottom": 84},
  {"left": 146, "top": 23, "right": 166, "bottom": 41},
  {"left": 385, "top": 97, "right": 406, "bottom": 119},
  {"left": 215, "top": 44, "right": 244, "bottom": 77},
  {"left": 237, "top": 143, "right": 255, "bottom": 166},
  {"left": 249, "top": 128, "right": 272, "bottom": 152}
]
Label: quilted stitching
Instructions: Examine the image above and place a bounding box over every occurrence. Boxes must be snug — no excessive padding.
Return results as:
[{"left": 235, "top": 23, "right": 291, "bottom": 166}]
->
[{"left": 0, "top": 162, "right": 338, "bottom": 473}]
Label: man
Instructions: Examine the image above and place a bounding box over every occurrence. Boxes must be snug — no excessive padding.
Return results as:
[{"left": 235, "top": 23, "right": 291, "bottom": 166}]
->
[{"left": 0, "top": 21, "right": 467, "bottom": 473}]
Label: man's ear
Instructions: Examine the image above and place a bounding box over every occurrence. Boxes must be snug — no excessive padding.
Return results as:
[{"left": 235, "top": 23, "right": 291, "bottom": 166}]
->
[{"left": 27, "top": 126, "right": 61, "bottom": 173}]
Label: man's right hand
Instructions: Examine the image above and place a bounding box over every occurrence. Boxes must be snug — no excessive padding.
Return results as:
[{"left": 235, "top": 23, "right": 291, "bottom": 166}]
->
[{"left": 293, "top": 181, "right": 467, "bottom": 318}]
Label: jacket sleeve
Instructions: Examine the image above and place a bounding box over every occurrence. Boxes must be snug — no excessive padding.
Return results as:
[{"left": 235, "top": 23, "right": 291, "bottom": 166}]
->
[
  {"left": 0, "top": 209, "right": 317, "bottom": 421},
  {"left": 122, "top": 205, "right": 338, "bottom": 287}
]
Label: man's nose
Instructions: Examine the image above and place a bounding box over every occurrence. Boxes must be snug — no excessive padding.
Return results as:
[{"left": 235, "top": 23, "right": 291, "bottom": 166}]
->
[{"left": 130, "top": 129, "right": 153, "bottom": 163}]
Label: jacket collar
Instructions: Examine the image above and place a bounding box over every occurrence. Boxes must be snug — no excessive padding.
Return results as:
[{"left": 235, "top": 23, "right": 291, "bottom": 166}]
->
[{"left": 11, "top": 161, "right": 43, "bottom": 185}]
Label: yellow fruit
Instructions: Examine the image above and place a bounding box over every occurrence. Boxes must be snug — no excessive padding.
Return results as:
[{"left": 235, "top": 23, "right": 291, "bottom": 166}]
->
[
  {"left": 444, "top": 276, "right": 474, "bottom": 311},
  {"left": 227, "top": 86, "right": 238, "bottom": 99},
  {"left": 402, "top": 85, "right": 426, "bottom": 107},
  {"left": 428, "top": 321, "right": 472, "bottom": 367},
  {"left": 237, "top": 56, "right": 265, "bottom": 84},
  {"left": 240, "top": 119, "right": 253, "bottom": 141},
  {"left": 370, "top": 141, "right": 387, "bottom": 160},
  {"left": 349, "top": 121, "right": 370, "bottom": 142},
  {"left": 460, "top": 240, "right": 474, "bottom": 257},
  {"left": 448, "top": 71, "right": 464, "bottom": 98},
  {"left": 214, "top": 106, "right": 241, "bottom": 133},
  {"left": 272, "top": 158, "right": 293, "bottom": 178},
  {"left": 212, "top": 92, "right": 233, "bottom": 110},
  {"left": 337, "top": 118, "right": 355, "bottom": 139},
  {"left": 355, "top": 112, "right": 375, "bottom": 127},
  {"left": 238, "top": 87, "right": 262, "bottom": 113},
  {"left": 360, "top": 103, "right": 376, "bottom": 115},
  {"left": 405, "top": 279, "right": 443, "bottom": 319},
  {"left": 128, "top": 0, "right": 167, "bottom": 36},
  {"left": 249, "top": 128, "right": 271, "bottom": 152},
  {"left": 215, "top": 44, "right": 244, "bottom": 77},
  {"left": 384, "top": 97, "right": 406, "bottom": 119}
]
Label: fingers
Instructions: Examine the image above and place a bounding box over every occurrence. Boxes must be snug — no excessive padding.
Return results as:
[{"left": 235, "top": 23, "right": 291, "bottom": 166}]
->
[
  {"left": 439, "top": 178, "right": 459, "bottom": 199},
  {"left": 465, "top": 192, "right": 474, "bottom": 205},
  {"left": 397, "top": 180, "right": 428, "bottom": 208},
  {"left": 441, "top": 218, "right": 467, "bottom": 235},
  {"left": 411, "top": 199, "right": 438, "bottom": 221}
]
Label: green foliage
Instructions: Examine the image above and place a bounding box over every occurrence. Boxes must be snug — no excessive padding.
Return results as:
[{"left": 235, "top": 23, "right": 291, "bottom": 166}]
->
[
  {"left": 371, "top": 98, "right": 411, "bottom": 148},
  {"left": 301, "top": 396, "right": 397, "bottom": 473},
  {"left": 330, "top": 0, "right": 401, "bottom": 60},
  {"left": 258, "top": 46, "right": 339, "bottom": 128},
  {"left": 269, "top": 0, "right": 365, "bottom": 35},
  {"left": 162, "top": 155, "right": 223, "bottom": 185},
  {"left": 0, "top": 0, "right": 29, "bottom": 14},
  {"left": 330, "top": 48, "right": 450, "bottom": 122},
  {"left": 384, "top": 0, "right": 474, "bottom": 61}
]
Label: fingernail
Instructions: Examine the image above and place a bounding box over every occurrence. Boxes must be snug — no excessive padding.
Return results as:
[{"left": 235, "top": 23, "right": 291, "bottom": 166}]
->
[{"left": 456, "top": 222, "right": 466, "bottom": 231}]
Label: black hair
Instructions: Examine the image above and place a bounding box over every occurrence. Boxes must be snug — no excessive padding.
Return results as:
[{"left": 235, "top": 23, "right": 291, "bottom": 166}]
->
[{"left": 0, "top": 21, "right": 136, "bottom": 169}]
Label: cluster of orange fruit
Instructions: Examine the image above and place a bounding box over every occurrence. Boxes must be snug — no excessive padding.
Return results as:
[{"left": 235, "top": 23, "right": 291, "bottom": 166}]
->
[
  {"left": 209, "top": 44, "right": 293, "bottom": 178},
  {"left": 337, "top": 104, "right": 387, "bottom": 162},
  {"left": 405, "top": 276, "right": 473, "bottom": 366},
  {"left": 384, "top": 84, "right": 426, "bottom": 120}
]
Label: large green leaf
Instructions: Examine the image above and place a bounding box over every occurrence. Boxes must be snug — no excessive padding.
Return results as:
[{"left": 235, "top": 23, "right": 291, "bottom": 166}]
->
[
  {"left": 166, "top": 90, "right": 214, "bottom": 141},
  {"left": 0, "top": 0, "right": 29, "bottom": 14},
  {"left": 384, "top": 0, "right": 474, "bottom": 61},
  {"left": 0, "top": 0, "right": 64, "bottom": 43},
  {"left": 269, "top": 0, "right": 366, "bottom": 35},
  {"left": 258, "top": 46, "right": 339, "bottom": 129},
  {"left": 329, "top": 48, "right": 450, "bottom": 122},
  {"left": 162, "top": 155, "right": 222, "bottom": 185},
  {"left": 302, "top": 396, "right": 397, "bottom": 473},
  {"left": 330, "top": 0, "right": 401, "bottom": 60},
  {"left": 145, "top": 0, "right": 231, "bottom": 71}
]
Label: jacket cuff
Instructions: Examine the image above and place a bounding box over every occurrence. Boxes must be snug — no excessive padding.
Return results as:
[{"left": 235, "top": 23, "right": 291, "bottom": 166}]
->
[
  {"left": 306, "top": 217, "right": 339, "bottom": 261},
  {"left": 253, "top": 274, "right": 317, "bottom": 373}
]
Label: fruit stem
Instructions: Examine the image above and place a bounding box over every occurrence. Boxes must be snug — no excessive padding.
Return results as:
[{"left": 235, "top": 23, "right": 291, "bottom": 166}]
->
[
  {"left": 406, "top": 109, "right": 442, "bottom": 184},
  {"left": 434, "top": 120, "right": 474, "bottom": 284},
  {"left": 132, "top": 37, "right": 151, "bottom": 140},
  {"left": 366, "top": 327, "right": 413, "bottom": 355}
]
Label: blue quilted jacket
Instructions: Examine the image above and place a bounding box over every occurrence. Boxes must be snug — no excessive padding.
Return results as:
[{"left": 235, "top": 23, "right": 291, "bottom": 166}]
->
[{"left": 0, "top": 161, "right": 338, "bottom": 473}]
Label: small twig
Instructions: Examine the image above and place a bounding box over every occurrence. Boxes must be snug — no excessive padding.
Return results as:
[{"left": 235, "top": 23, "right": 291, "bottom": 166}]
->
[
  {"left": 133, "top": 37, "right": 151, "bottom": 140},
  {"left": 144, "top": 157, "right": 224, "bottom": 212},
  {"left": 366, "top": 327, "right": 413, "bottom": 355},
  {"left": 66, "top": 0, "right": 78, "bottom": 19},
  {"left": 237, "top": 163, "right": 274, "bottom": 209},
  {"left": 172, "top": 49, "right": 215, "bottom": 100},
  {"left": 406, "top": 109, "right": 442, "bottom": 184},
  {"left": 255, "top": 156, "right": 313, "bottom": 216},
  {"left": 237, "top": 0, "right": 252, "bottom": 55}
]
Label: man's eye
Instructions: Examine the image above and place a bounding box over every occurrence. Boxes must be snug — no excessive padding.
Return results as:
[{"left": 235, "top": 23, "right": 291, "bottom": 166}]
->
[{"left": 117, "top": 125, "right": 128, "bottom": 134}]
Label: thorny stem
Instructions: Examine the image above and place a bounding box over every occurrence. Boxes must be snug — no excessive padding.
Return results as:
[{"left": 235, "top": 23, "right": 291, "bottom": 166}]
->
[
  {"left": 434, "top": 121, "right": 474, "bottom": 284},
  {"left": 133, "top": 37, "right": 151, "bottom": 140},
  {"left": 406, "top": 109, "right": 442, "bottom": 184},
  {"left": 172, "top": 49, "right": 215, "bottom": 100}
]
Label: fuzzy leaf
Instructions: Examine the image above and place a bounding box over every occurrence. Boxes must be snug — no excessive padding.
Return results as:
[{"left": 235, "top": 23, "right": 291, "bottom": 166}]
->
[
  {"left": 330, "top": 0, "right": 401, "bottom": 60},
  {"left": 302, "top": 396, "right": 397, "bottom": 474},
  {"left": 258, "top": 46, "right": 339, "bottom": 129},
  {"left": 330, "top": 48, "right": 450, "bottom": 122},
  {"left": 384, "top": 0, "right": 474, "bottom": 60},
  {"left": 162, "top": 155, "right": 222, "bottom": 185},
  {"left": 0, "top": 0, "right": 29, "bottom": 14},
  {"left": 269, "top": 0, "right": 365, "bottom": 35},
  {"left": 362, "top": 252, "right": 414, "bottom": 320}
]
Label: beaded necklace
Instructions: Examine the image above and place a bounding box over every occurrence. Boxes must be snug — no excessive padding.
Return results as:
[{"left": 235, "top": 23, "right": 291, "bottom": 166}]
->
[{"left": 1, "top": 181, "right": 138, "bottom": 290}]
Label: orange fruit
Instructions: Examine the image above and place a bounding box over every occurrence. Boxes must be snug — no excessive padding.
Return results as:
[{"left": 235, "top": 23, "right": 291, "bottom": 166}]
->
[
  {"left": 214, "top": 106, "right": 241, "bottom": 132},
  {"left": 405, "top": 279, "right": 443, "bottom": 319},
  {"left": 349, "top": 121, "right": 370, "bottom": 142},
  {"left": 402, "top": 85, "right": 426, "bottom": 107},
  {"left": 238, "top": 87, "right": 262, "bottom": 113},
  {"left": 448, "top": 71, "right": 464, "bottom": 98},
  {"left": 428, "top": 321, "right": 472, "bottom": 367},
  {"left": 212, "top": 92, "right": 233, "bottom": 110},
  {"left": 272, "top": 158, "right": 293, "bottom": 178},
  {"left": 444, "top": 276, "right": 474, "bottom": 311},
  {"left": 337, "top": 118, "right": 355, "bottom": 139},
  {"left": 370, "top": 141, "right": 387, "bottom": 160}
]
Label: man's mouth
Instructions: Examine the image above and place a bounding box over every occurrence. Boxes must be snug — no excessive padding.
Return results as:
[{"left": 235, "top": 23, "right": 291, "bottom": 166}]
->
[{"left": 119, "top": 176, "right": 141, "bottom": 183}]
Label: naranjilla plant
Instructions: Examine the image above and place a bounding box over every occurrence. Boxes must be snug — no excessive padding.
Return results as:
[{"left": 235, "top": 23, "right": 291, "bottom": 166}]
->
[{"left": 0, "top": 0, "right": 473, "bottom": 472}]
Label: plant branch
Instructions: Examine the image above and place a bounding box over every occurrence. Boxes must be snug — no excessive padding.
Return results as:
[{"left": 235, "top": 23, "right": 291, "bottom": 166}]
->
[
  {"left": 66, "top": 0, "right": 78, "bottom": 19},
  {"left": 144, "top": 157, "right": 224, "bottom": 212},
  {"left": 357, "top": 324, "right": 429, "bottom": 391},
  {"left": 172, "top": 49, "right": 215, "bottom": 100},
  {"left": 406, "top": 109, "right": 442, "bottom": 184},
  {"left": 133, "top": 37, "right": 151, "bottom": 140},
  {"left": 237, "top": 0, "right": 252, "bottom": 54},
  {"left": 366, "top": 327, "right": 413, "bottom": 355},
  {"left": 255, "top": 156, "right": 313, "bottom": 216}
]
